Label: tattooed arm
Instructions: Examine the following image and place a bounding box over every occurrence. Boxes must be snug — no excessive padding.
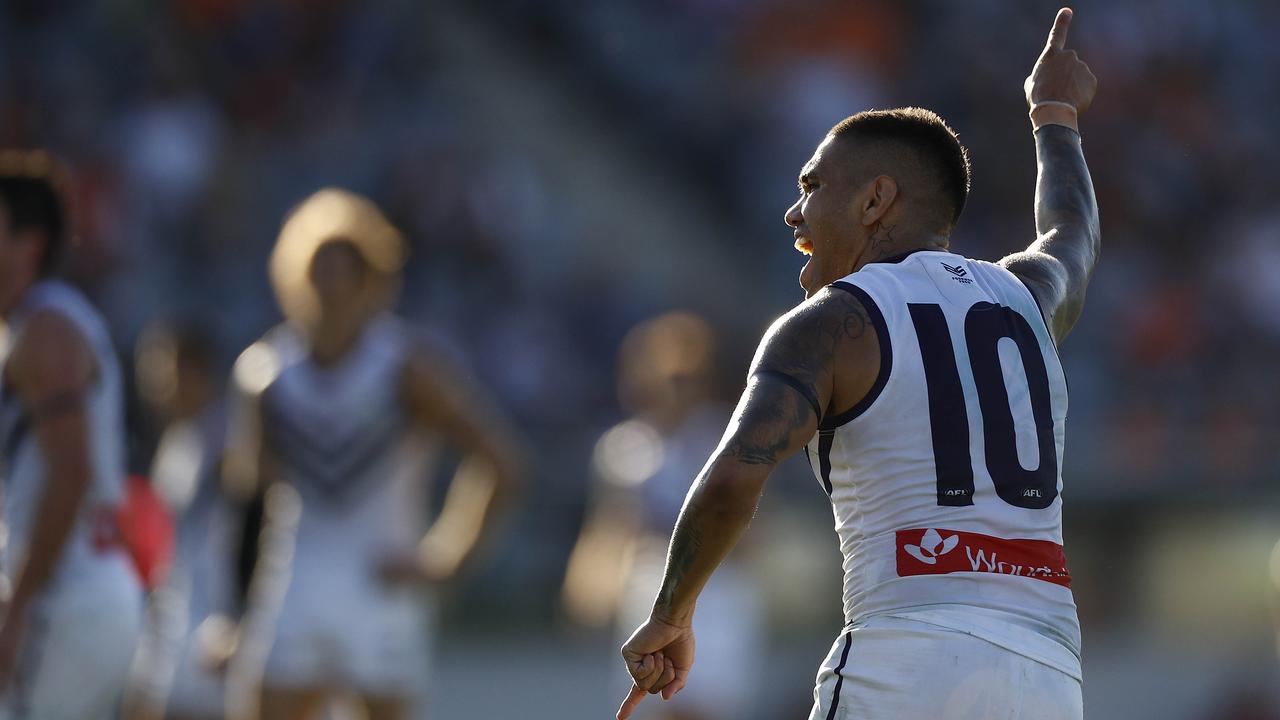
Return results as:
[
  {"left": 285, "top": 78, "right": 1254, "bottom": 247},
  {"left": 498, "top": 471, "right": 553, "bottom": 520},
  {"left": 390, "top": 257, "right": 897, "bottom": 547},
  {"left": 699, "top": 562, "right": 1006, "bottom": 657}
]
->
[
  {"left": 616, "top": 288, "right": 880, "bottom": 720},
  {"left": 1001, "top": 8, "right": 1100, "bottom": 343},
  {"left": 648, "top": 370, "right": 821, "bottom": 623}
]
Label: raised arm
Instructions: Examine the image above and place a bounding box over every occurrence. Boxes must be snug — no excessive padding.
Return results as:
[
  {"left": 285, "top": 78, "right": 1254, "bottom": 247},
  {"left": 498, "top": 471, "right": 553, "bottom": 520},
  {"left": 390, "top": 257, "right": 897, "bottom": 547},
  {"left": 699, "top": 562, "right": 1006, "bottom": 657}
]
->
[
  {"left": 1000, "top": 8, "right": 1100, "bottom": 343},
  {"left": 616, "top": 287, "right": 879, "bottom": 719}
]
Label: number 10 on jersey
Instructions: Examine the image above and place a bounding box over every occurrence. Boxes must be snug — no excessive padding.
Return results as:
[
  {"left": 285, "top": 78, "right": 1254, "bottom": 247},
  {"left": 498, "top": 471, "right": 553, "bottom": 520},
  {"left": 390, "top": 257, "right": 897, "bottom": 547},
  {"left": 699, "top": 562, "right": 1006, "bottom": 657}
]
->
[{"left": 908, "top": 302, "right": 1058, "bottom": 511}]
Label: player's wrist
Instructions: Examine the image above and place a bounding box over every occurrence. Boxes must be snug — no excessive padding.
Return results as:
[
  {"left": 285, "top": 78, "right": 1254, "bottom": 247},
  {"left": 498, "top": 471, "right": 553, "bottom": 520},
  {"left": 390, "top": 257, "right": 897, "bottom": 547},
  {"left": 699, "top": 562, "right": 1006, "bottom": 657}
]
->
[
  {"left": 650, "top": 602, "right": 694, "bottom": 628},
  {"left": 1029, "top": 101, "right": 1079, "bottom": 133}
]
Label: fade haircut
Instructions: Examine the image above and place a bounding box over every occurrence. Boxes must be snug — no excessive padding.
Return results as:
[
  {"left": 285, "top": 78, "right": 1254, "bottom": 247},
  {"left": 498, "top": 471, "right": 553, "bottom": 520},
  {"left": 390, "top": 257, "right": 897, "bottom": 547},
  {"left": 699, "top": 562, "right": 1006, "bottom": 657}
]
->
[
  {"left": 828, "top": 107, "right": 972, "bottom": 230},
  {"left": 0, "top": 150, "right": 72, "bottom": 277}
]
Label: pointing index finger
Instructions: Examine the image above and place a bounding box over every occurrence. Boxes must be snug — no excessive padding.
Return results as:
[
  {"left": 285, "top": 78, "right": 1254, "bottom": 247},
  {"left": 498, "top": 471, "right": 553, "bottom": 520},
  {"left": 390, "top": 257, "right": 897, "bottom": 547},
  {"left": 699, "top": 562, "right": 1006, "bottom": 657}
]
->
[
  {"left": 618, "top": 685, "right": 647, "bottom": 720},
  {"left": 1046, "top": 7, "right": 1073, "bottom": 50}
]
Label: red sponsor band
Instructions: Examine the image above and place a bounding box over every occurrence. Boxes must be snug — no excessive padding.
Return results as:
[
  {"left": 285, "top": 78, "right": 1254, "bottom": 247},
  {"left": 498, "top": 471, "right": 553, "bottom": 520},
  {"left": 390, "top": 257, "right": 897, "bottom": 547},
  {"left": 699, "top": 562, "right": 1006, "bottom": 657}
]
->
[{"left": 896, "top": 528, "right": 1070, "bottom": 588}]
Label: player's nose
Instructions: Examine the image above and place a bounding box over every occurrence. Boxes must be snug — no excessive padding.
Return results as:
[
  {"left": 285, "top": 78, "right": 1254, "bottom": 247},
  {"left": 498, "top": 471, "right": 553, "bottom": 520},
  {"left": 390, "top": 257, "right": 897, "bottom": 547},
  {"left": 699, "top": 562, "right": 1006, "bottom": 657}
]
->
[{"left": 784, "top": 197, "right": 803, "bottom": 228}]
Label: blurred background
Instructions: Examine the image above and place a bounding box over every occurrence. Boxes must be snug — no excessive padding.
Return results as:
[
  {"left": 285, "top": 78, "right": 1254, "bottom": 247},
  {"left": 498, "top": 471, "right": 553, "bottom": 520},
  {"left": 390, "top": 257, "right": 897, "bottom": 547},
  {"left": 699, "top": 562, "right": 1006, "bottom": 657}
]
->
[{"left": 4, "top": 0, "right": 1280, "bottom": 718}]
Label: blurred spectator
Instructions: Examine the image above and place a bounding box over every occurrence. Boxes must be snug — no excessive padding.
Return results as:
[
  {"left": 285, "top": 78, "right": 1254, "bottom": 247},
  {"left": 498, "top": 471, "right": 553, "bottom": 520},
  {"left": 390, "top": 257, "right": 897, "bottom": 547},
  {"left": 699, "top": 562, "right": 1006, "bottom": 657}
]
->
[
  {"left": 126, "top": 319, "right": 235, "bottom": 720},
  {"left": 563, "top": 312, "right": 764, "bottom": 720}
]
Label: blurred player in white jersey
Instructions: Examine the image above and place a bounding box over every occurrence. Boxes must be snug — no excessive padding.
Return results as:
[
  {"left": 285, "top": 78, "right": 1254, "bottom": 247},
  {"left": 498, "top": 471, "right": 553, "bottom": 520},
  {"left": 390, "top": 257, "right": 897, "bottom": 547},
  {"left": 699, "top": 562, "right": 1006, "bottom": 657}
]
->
[
  {"left": 563, "top": 312, "right": 763, "bottom": 720},
  {"left": 0, "top": 151, "right": 144, "bottom": 717},
  {"left": 224, "top": 188, "right": 522, "bottom": 720},
  {"left": 617, "top": 9, "right": 1099, "bottom": 720},
  {"left": 126, "top": 320, "right": 236, "bottom": 720}
]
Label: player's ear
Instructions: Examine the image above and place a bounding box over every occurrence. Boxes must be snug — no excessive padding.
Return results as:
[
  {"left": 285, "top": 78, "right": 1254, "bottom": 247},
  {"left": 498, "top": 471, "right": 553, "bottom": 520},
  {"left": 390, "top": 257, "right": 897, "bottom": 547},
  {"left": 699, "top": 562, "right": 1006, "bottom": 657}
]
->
[{"left": 860, "top": 175, "right": 898, "bottom": 227}]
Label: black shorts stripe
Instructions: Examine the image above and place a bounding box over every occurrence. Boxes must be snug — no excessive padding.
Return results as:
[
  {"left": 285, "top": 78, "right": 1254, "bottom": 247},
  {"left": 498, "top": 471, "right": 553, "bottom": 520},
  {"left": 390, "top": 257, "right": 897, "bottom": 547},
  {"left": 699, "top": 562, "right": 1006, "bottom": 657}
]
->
[
  {"left": 825, "top": 630, "right": 854, "bottom": 720},
  {"left": 820, "top": 282, "right": 892, "bottom": 430}
]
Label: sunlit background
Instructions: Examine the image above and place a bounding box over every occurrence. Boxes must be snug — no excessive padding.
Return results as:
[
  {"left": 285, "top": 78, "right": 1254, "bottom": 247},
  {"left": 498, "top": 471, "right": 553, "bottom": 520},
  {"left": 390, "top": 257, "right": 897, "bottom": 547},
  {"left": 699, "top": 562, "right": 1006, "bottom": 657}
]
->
[{"left": 5, "top": 0, "right": 1280, "bottom": 718}]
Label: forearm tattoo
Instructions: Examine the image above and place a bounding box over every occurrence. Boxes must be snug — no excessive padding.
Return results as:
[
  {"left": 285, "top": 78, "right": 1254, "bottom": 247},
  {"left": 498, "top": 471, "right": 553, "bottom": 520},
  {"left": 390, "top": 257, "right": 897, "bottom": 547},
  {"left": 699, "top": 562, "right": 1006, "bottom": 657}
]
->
[
  {"left": 1034, "top": 125, "right": 1099, "bottom": 239},
  {"left": 655, "top": 518, "right": 704, "bottom": 613},
  {"left": 652, "top": 290, "right": 870, "bottom": 615}
]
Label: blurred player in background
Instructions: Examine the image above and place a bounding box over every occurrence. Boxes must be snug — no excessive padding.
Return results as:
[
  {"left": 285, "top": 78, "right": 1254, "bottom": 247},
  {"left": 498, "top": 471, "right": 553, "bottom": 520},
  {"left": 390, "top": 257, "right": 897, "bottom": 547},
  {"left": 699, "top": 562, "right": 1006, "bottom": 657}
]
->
[
  {"left": 0, "top": 151, "right": 143, "bottom": 716},
  {"left": 223, "top": 188, "right": 523, "bottom": 720},
  {"left": 126, "top": 320, "right": 236, "bottom": 720},
  {"left": 618, "top": 9, "right": 1098, "bottom": 720},
  {"left": 563, "top": 312, "right": 764, "bottom": 720}
]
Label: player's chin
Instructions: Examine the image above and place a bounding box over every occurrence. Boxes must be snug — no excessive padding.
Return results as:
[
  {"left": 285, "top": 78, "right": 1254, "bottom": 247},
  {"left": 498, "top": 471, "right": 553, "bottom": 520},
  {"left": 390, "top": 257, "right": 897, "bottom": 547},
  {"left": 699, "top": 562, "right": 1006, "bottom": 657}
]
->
[{"left": 799, "top": 254, "right": 818, "bottom": 297}]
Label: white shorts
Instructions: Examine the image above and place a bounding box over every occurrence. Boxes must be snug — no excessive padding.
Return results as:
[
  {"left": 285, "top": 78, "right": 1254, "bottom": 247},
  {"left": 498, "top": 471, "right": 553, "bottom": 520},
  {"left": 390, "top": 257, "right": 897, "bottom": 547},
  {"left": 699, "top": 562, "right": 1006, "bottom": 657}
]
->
[
  {"left": 261, "top": 585, "right": 431, "bottom": 694},
  {"left": 234, "top": 552, "right": 434, "bottom": 697},
  {"left": 2, "top": 557, "right": 143, "bottom": 720},
  {"left": 132, "top": 622, "right": 226, "bottom": 717},
  {"left": 809, "top": 616, "right": 1082, "bottom": 720},
  {"left": 129, "top": 584, "right": 228, "bottom": 719}
]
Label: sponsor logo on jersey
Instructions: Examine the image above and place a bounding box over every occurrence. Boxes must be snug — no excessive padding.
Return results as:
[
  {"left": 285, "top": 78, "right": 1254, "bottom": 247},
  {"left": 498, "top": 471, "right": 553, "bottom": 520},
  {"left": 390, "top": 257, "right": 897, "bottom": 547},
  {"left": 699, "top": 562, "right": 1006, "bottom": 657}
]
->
[
  {"left": 940, "top": 262, "right": 974, "bottom": 284},
  {"left": 896, "top": 528, "right": 1071, "bottom": 587},
  {"left": 903, "top": 527, "right": 959, "bottom": 564}
]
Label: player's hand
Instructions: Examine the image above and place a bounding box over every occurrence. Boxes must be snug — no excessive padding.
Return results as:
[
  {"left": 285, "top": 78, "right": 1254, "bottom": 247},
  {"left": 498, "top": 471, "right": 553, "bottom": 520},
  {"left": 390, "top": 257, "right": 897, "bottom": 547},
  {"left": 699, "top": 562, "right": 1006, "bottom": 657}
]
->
[
  {"left": 195, "top": 614, "right": 240, "bottom": 674},
  {"left": 1024, "top": 8, "right": 1097, "bottom": 112},
  {"left": 617, "top": 615, "right": 694, "bottom": 720},
  {"left": 375, "top": 546, "right": 453, "bottom": 587}
]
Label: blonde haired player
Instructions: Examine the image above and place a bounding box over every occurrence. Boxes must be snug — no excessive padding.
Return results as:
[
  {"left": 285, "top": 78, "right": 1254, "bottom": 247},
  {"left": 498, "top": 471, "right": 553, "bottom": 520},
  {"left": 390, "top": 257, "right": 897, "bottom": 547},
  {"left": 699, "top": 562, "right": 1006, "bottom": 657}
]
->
[
  {"left": 224, "top": 188, "right": 522, "bottom": 720},
  {"left": 618, "top": 9, "right": 1098, "bottom": 719}
]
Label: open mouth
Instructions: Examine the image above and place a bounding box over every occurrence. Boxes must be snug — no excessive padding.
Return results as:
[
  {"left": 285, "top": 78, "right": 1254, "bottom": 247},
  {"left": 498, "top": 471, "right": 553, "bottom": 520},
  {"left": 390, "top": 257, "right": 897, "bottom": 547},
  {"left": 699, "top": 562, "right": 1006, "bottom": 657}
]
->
[{"left": 794, "top": 237, "right": 813, "bottom": 255}]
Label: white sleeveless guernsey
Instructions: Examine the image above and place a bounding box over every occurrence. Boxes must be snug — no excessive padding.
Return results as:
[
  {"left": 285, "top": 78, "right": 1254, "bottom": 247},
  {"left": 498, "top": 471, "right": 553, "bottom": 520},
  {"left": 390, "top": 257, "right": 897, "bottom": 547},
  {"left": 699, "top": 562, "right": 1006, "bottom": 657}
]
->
[
  {"left": 231, "top": 313, "right": 440, "bottom": 692},
  {"left": 253, "top": 314, "right": 439, "bottom": 556},
  {"left": 0, "top": 280, "right": 141, "bottom": 718},
  {"left": 0, "top": 280, "right": 136, "bottom": 590},
  {"left": 803, "top": 250, "right": 1081, "bottom": 677}
]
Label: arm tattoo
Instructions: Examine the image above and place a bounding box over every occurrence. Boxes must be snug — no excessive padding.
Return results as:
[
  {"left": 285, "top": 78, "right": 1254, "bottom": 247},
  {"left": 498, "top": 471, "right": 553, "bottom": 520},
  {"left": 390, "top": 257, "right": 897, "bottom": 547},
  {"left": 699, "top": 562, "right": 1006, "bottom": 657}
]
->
[
  {"left": 841, "top": 295, "right": 870, "bottom": 341},
  {"left": 723, "top": 380, "right": 813, "bottom": 465},
  {"left": 1034, "top": 125, "right": 1099, "bottom": 239},
  {"left": 728, "top": 288, "right": 869, "bottom": 465},
  {"left": 655, "top": 518, "right": 704, "bottom": 613},
  {"left": 755, "top": 288, "right": 869, "bottom": 400},
  {"left": 648, "top": 291, "right": 869, "bottom": 618},
  {"left": 1023, "top": 124, "right": 1100, "bottom": 338}
]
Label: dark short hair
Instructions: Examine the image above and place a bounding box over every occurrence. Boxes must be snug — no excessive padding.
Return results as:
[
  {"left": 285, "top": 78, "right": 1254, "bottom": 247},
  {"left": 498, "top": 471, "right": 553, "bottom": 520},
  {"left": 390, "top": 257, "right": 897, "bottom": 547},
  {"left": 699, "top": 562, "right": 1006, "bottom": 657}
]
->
[
  {"left": 829, "top": 107, "right": 972, "bottom": 227},
  {"left": 0, "top": 151, "right": 71, "bottom": 276}
]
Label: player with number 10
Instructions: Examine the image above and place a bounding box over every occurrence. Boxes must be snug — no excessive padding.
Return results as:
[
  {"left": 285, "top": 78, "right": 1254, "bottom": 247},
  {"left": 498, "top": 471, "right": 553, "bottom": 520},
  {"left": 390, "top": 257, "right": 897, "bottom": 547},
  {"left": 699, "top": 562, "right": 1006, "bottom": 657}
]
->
[{"left": 617, "top": 7, "right": 1098, "bottom": 719}]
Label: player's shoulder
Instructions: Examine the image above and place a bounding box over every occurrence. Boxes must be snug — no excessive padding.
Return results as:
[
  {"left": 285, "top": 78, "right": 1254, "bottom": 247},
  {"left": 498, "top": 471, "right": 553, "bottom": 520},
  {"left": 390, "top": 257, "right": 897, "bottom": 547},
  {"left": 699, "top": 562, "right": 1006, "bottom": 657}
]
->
[
  {"left": 753, "top": 284, "right": 880, "bottom": 377},
  {"left": 997, "top": 249, "right": 1068, "bottom": 303},
  {"left": 764, "top": 285, "right": 865, "bottom": 342},
  {"left": 16, "top": 280, "right": 108, "bottom": 347},
  {"left": 231, "top": 323, "right": 296, "bottom": 397},
  {"left": 8, "top": 304, "right": 95, "bottom": 380}
]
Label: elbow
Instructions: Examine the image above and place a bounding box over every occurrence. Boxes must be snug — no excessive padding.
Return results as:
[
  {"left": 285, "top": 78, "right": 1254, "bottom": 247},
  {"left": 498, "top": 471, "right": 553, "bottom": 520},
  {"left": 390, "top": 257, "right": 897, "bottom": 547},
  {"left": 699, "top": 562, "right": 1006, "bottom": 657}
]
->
[
  {"left": 695, "top": 457, "right": 769, "bottom": 511},
  {"left": 478, "top": 442, "right": 528, "bottom": 501},
  {"left": 500, "top": 437, "right": 532, "bottom": 494}
]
